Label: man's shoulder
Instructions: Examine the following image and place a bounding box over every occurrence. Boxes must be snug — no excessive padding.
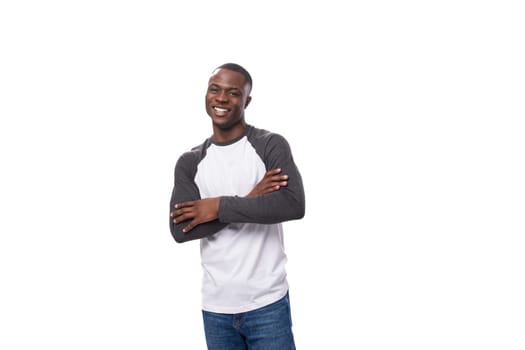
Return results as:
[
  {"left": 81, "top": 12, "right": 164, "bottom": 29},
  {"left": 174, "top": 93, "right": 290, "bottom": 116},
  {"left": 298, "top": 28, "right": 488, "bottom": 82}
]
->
[
  {"left": 177, "top": 138, "right": 213, "bottom": 165},
  {"left": 190, "top": 137, "right": 213, "bottom": 153},
  {"left": 247, "top": 125, "right": 290, "bottom": 149}
]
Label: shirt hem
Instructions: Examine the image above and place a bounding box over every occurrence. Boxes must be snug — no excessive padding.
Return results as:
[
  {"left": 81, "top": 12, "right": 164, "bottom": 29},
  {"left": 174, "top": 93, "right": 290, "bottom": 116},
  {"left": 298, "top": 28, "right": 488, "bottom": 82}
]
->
[{"left": 201, "top": 289, "right": 289, "bottom": 314}]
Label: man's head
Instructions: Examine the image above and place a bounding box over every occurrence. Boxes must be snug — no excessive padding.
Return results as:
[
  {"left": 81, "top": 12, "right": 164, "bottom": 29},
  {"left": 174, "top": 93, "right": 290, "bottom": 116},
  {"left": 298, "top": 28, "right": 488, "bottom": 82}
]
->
[
  {"left": 214, "top": 63, "right": 253, "bottom": 94},
  {"left": 205, "top": 63, "right": 252, "bottom": 133}
]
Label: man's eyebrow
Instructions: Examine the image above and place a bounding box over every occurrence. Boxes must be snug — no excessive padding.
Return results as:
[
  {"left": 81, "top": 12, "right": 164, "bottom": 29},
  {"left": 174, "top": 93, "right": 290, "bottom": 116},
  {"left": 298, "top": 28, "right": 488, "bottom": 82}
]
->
[{"left": 208, "top": 84, "right": 242, "bottom": 92}]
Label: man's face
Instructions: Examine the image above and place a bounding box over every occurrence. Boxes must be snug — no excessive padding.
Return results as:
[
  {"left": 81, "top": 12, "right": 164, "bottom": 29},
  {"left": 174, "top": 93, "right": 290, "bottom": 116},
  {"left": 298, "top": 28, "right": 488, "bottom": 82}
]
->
[{"left": 205, "top": 68, "right": 252, "bottom": 131}]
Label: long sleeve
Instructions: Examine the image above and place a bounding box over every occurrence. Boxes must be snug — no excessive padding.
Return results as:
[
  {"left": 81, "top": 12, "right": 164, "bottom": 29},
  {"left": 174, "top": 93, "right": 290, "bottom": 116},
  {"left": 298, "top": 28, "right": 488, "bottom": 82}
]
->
[
  {"left": 169, "top": 151, "right": 227, "bottom": 243},
  {"left": 218, "top": 133, "right": 305, "bottom": 224}
]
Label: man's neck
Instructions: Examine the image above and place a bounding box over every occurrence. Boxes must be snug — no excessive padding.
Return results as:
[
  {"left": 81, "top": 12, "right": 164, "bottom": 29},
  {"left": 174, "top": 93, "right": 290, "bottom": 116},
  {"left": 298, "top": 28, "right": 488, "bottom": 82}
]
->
[{"left": 212, "top": 122, "right": 247, "bottom": 143}]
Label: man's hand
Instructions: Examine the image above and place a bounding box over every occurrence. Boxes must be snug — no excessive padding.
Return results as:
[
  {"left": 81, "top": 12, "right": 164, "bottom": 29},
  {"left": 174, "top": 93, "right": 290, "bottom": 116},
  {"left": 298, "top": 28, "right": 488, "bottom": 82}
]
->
[
  {"left": 171, "top": 198, "right": 220, "bottom": 233},
  {"left": 171, "top": 168, "right": 287, "bottom": 233},
  {"left": 246, "top": 168, "right": 288, "bottom": 198}
]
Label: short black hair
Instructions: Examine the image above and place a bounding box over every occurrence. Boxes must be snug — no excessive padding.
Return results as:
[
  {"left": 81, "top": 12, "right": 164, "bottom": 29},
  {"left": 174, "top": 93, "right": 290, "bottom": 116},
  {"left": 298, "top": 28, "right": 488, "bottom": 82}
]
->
[{"left": 215, "top": 63, "right": 253, "bottom": 92}]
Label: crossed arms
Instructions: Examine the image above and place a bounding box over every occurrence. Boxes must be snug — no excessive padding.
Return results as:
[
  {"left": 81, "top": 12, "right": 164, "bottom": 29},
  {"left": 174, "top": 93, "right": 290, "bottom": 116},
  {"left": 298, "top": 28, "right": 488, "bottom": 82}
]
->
[{"left": 169, "top": 134, "right": 305, "bottom": 243}]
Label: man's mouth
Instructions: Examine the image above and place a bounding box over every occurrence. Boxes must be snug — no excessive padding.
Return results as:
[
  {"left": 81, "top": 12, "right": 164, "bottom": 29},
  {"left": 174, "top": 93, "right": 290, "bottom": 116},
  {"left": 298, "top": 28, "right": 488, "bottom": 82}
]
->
[{"left": 213, "top": 106, "right": 230, "bottom": 113}]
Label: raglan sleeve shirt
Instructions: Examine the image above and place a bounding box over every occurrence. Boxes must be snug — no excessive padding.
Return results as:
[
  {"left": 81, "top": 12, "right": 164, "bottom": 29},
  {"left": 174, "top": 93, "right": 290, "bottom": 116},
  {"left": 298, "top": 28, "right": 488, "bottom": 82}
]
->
[{"left": 169, "top": 128, "right": 305, "bottom": 243}]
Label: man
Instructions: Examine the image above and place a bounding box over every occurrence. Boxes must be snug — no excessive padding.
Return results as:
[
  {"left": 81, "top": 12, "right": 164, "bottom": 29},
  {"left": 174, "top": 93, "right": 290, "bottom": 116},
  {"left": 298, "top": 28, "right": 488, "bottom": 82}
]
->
[{"left": 169, "top": 63, "right": 305, "bottom": 349}]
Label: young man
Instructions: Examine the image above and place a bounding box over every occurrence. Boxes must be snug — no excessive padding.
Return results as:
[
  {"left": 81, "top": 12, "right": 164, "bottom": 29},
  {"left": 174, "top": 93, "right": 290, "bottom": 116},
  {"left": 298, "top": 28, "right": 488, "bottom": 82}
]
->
[{"left": 169, "top": 63, "right": 305, "bottom": 349}]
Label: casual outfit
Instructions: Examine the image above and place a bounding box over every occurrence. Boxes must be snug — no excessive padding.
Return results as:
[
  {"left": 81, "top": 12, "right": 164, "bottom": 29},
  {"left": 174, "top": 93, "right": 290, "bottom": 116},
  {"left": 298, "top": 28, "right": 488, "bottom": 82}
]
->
[{"left": 170, "top": 125, "right": 304, "bottom": 349}]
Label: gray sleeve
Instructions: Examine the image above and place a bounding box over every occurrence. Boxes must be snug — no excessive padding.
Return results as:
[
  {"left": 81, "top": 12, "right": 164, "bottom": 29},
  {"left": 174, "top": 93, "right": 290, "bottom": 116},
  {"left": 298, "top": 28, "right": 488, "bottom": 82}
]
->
[
  {"left": 169, "top": 151, "right": 227, "bottom": 243},
  {"left": 218, "top": 133, "right": 305, "bottom": 224}
]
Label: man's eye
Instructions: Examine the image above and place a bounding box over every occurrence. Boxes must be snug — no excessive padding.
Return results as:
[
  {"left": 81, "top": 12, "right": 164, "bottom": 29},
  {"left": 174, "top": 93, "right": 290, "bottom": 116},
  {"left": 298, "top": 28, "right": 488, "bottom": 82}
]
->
[{"left": 229, "top": 92, "right": 240, "bottom": 96}]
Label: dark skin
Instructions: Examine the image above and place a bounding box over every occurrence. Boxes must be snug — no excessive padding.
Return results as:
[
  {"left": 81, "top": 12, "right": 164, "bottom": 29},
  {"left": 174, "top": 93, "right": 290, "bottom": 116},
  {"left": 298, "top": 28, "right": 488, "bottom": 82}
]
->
[
  {"left": 170, "top": 68, "right": 289, "bottom": 233},
  {"left": 205, "top": 68, "right": 251, "bottom": 143}
]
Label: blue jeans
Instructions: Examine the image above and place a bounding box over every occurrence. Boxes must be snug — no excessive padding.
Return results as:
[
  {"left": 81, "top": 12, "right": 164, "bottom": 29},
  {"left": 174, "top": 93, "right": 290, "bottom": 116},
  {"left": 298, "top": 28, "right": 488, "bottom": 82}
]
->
[{"left": 202, "top": 292, "right": 296, "bottom": 350}]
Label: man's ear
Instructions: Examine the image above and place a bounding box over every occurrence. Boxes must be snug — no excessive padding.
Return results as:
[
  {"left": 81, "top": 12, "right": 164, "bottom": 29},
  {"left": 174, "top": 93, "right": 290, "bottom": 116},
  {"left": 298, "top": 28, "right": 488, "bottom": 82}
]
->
[{"left": 245, "top": 96, "right": 252, "bottom": 108}]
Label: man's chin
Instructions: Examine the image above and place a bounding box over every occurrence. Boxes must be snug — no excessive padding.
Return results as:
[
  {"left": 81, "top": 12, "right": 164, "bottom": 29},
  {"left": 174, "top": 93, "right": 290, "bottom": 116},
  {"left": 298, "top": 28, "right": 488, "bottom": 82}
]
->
[
  {"left": 212, "top": 119, "right": 232, "bottom": 130},
  {"left": 211, "top": 116, "right": 226, "bottom": 124}
]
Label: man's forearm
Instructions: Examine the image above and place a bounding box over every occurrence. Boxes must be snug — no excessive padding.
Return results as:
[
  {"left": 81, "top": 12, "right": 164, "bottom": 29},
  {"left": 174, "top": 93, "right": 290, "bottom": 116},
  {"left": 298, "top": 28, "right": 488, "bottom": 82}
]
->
[
  {"left": 169, "top": 152, "right": 227, "bottom": 243},
  {"left": 218, "top": 181, "right": 305, "bottom": 224}
]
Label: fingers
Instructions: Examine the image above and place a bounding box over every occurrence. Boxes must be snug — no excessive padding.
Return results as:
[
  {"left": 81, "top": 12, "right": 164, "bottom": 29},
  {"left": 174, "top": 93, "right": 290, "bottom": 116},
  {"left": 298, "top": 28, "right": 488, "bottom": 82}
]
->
[
  {"left": 258, "top": 181, "right": 287, "bottom": 195},
  {"left": 266, "top": 168, "right": 288, "bottom": 183},
  {"left": 268, "top": 174, "right": 288, "bottom": 189},
  {"left": 182, "top": 221, "right": 196, "bottom": 233},
  {"left": 171, "top": 206, "right": 195, "bottom": 225},
  {"left": 172, "top": 212, "right": 198, "bottom": 234},
  {"left": 265, "top": 185, "right": 281, "bottom": 193},
  {"left": 171, "top": 206, "right": 192, "bottom": 217},
  {"left": 171, "top": 198, "right": 219, "bottom": 233},
  {"left": 174, "top": 200, "right": 195, "bottom": 209},
  {"left": 255, "top": 171, "right": 288, "bottom": 196},
  {"left": 270, "top": 174, "right": 288, "bottom": 182},
  {"left": 269, "top": 181, "right": 287, "bottom": 191},
  {"left": 172, "top": 212, "right": 193, "bottom": 224},
  {"left": 265, "top": 168, "right": 282, "bottom": 176},
  {"left": 170, "top": 201, "right": 196, "bottom": 222}
]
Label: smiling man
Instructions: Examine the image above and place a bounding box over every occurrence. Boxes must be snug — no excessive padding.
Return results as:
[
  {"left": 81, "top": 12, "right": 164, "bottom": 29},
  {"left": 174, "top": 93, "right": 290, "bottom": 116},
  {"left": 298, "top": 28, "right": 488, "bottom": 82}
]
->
[{"left": 169, "top": 63, "right": 305, "bottom": 349}]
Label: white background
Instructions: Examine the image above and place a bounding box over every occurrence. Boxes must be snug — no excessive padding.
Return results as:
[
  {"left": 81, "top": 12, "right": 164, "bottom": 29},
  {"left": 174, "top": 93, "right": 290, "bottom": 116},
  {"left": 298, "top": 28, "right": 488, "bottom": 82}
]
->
[{"left": 1, "top": 1, "right": 524, "bottom": 349}]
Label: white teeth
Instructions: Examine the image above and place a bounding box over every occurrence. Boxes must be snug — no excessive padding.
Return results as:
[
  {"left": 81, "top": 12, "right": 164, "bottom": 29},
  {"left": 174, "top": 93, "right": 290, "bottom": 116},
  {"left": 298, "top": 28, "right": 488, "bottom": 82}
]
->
[{"left": 214, "top": 107, "right": 228, "bottom": 112}]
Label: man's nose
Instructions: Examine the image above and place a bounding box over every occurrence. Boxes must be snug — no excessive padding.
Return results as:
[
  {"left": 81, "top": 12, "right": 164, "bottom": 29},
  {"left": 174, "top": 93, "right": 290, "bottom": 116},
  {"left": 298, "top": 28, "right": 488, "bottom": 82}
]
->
[{"left": 215, "top": 92, "right": 228, "bottom": 103}]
